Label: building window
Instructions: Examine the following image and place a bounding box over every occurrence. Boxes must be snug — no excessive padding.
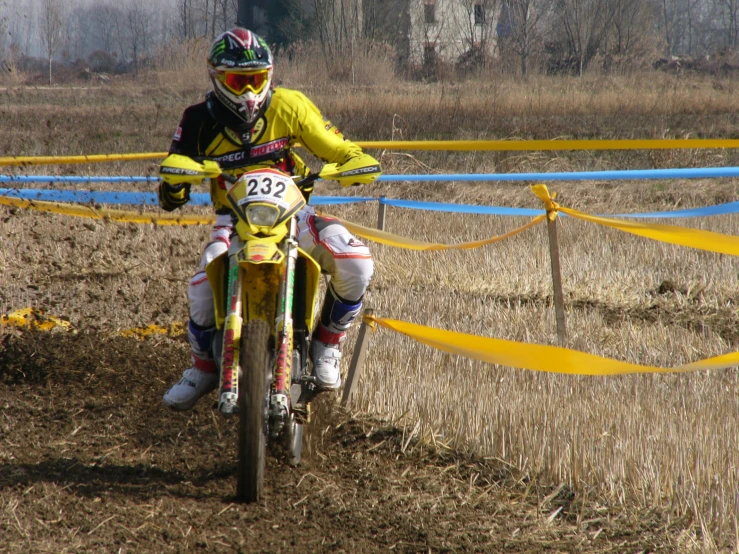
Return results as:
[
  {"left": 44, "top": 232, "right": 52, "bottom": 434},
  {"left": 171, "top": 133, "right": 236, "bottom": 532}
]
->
[
  {"left": 474, "top": 3, "right": 485, "bottom": 25},
  {"left": 424, "top": 2, "right": 436, "bottom": 24},
  {"left": 424, "top": 43, "right": 437, "bottom": 66}
]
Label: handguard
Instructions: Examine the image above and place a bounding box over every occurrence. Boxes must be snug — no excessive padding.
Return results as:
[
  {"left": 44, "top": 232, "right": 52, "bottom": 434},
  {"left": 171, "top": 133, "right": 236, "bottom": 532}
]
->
[
  {"left": 320, "top": 153, "right": 382, "bottom": 187},
  {"left": 159, "top": 154, "right": 222, "bottom": 186},
  {"left": 157, "top": 154, "right": 224, "bottom": 211},
  {"left": 158, "top": 182, "right": 191, "bottom": 212}
]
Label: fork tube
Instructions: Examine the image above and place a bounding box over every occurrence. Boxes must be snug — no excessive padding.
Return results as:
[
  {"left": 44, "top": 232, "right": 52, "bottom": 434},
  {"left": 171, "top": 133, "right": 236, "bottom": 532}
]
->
[
  {"left": 218, "top": 251, "right": 244, "bottom": 415},
  {"left": 273, "top": 218, "right": 298, "bottom": 400}
]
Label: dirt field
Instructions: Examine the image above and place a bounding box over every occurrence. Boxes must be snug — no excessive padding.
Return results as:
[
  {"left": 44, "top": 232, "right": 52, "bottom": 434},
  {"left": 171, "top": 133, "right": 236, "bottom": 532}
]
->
[
  {"left": 0, "top": 327, "right": 679, "bottom": 554},
  {"left": 4, "top": 76, "right": 739, "bottom": 552},
  {"left": 0, "top": 195, "right": 721, "bottom": 554}
]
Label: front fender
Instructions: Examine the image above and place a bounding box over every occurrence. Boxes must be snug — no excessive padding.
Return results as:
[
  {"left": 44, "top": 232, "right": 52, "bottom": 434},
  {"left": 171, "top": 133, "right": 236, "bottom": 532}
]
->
[{"left": 206, "top": 241, "right": 321, "bottom": 331}]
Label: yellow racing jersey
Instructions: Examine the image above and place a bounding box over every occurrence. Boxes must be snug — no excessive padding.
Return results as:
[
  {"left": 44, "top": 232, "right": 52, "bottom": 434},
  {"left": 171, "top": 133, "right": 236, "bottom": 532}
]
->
[{"left": 169, "top": 87, "right": 364, "bottom": 210}]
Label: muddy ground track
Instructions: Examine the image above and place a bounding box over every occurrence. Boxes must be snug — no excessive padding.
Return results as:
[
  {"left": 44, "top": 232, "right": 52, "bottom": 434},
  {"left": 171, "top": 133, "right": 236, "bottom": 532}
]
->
[{"left": 0, "top": 328, "right": 690, "bottom": 553}]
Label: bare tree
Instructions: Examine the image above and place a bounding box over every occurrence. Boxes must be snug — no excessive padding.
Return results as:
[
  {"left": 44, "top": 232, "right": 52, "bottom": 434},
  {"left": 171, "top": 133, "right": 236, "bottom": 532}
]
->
[
  {"left": 452, "top": 0, "right": 499, "bottom": 67},
  {"left": 311, "top": 0, "right": 363, "bottom": 79},
  {"left": 87, "top": 4, "right": 122, "bottom": 55},
  {"left": 657, "top": 0, "right": 706, "bottom": 56},
  {"left": 499, "top": 0, "right": 551, "bottom": 77},
  {"left": 716, "top": 0, "right": 739, "bottom": 47},
  {"left": 38, "top": 0, "right": 64, "bottom": 85},
  {"left": 113, "top": 0, "right": 156, "bottom": 73},
  {"left": 0, "top": 1, "right": 9, "bottom": 62},
  {"left": 131, "top": 1, "right": 152, "bottom": 71},
  {"left": 552, "top": 0, "right": 616, "bottom": 74}
]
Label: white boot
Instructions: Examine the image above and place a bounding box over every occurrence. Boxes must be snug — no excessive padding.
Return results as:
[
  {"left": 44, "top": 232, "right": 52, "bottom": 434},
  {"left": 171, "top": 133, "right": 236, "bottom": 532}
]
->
[
  {"left": 310, "top": 325, "right": 344, "bottom": 390},
  {"left": 163, "top": 367, "right": 218, "bottom": 411}
]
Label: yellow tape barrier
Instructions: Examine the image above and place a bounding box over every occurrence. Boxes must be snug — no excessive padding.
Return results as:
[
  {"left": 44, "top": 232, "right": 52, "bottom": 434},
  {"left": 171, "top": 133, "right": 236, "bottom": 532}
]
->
[
  {"left": 358, "top": 139, "right": 739, "bottom": 151},
  {"left": 366, "top": 315, "right": 739, "bottom": 375},
  {"left": 7, "top": 189, "right": 739, "bottom": 257},
  {"left": 532, "top": 184, "right": 739, "bottom": 257},
  {"left": 0, "top": 309, "right": 186, "bottom": 340},
  {"left": 5, "top": 308, "right": 737, "bottom": 375},
  {"left": 0, "top": 308, "right": 73, "bottom": 331},
  {"left": 116, "top": 323, "right": 186, "bottom": 339},
  {"left": 336, "top": 215, "right": 546, "bottom": 250},
  {"left": 0, "top": 153, "right": 169, "bottom": 167},
  {"left": 1, "top": 195, "right": 541, "bottom": 251},
  {"left": 4, "top": 139, "right": 739, "bottom": 166},
  {"left": 0, "top": 196, "right": 216, "bottom": 225}
]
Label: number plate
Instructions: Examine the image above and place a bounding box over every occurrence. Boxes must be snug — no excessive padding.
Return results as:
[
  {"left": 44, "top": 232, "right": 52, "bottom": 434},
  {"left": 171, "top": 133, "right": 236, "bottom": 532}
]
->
[
  {"left": 237, "top": 173, "right": 292, "bottom": 208},
  {"left": 226, "top": 169, "right": 307, "bottom": 229}
]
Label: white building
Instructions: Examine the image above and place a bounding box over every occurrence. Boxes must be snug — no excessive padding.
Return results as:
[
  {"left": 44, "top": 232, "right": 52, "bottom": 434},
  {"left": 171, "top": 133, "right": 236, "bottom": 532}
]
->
[{"left": 408, "top": 0, "right": 502, "bottom": 66}]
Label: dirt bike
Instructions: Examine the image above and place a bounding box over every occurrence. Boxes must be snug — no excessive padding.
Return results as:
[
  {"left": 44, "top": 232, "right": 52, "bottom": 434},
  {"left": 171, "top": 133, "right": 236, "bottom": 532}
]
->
[{"left": 159, "top": 154, "right": 380, "bottom": 502}]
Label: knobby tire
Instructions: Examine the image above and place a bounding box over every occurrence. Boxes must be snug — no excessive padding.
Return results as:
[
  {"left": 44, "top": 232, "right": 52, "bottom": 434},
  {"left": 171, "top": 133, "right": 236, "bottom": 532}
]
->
[{"left": 237, "top": 319, "right": 270, "bottom": 502}]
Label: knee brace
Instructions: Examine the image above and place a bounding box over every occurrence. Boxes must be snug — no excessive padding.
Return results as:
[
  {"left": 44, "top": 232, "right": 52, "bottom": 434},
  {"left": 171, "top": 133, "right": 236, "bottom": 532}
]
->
[
  {"left": 319, "top": 284, "right": 362, "bottom": 334},
  {"left": 187, "top": 319, "right": 216, "bottom": 357}
]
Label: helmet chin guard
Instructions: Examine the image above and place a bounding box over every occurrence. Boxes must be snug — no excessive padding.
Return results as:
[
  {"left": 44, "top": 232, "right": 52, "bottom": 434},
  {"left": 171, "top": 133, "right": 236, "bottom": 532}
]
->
[{"left": 207, "top": 90, "right": 272, "bottom": 133}]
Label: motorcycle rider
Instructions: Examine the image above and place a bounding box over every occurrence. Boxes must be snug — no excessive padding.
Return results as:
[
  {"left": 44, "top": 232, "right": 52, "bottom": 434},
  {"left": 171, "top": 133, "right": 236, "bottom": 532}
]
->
[{"left": 159, "top": 28, "right": 381, "bottom": 411}]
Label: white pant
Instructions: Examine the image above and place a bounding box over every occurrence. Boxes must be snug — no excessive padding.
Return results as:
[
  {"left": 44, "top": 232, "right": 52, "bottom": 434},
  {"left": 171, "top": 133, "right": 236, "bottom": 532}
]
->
[{"left": 189, "top": 207, "right": 373, "bottom": 327}]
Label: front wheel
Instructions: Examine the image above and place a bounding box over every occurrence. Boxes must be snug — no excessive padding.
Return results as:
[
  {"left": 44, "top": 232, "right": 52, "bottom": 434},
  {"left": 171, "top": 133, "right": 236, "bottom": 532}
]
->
[{"left": 237, "top": 319, "right": 270, "bottom": 502}]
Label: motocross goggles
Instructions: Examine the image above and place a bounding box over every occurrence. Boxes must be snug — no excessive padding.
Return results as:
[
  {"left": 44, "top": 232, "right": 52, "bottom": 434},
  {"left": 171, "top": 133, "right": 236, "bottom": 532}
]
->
[{"left": 219, "top": 69, "right": 270, "bottom": 95}]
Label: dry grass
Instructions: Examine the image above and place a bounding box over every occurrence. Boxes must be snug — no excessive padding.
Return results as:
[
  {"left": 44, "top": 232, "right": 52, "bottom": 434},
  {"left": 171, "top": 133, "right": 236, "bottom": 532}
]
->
[
  {"left": 4, "top": 71, "right": 739, "bottom": 549},
  {"left": 315, "top": 185, "right": 739, "bottom": 549}
]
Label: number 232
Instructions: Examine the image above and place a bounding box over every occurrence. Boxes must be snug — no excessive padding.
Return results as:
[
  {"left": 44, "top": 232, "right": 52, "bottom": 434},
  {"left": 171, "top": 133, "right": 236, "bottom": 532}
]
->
[{"left": 247, "top": 177, "right": 286, "bottom": 199}]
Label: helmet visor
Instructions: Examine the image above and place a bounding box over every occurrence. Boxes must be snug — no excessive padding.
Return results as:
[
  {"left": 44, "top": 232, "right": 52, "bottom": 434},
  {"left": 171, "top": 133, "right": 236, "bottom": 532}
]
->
[{"left": 220, "top": 70, "right": 270, "bottom": 96}]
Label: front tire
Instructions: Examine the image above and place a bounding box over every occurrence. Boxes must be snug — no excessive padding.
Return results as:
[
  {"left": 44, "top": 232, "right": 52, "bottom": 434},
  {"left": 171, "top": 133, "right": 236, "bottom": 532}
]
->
[{"left": 237, "top": 320, "right": 270, "bottom": 502}]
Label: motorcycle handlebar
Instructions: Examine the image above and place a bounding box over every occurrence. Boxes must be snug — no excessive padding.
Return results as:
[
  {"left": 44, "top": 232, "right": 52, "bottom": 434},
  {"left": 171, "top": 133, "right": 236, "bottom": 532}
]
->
[
  {"left": 211, "top": 166, "right": 320, "bottom": 187},
  {"left": 295, "top": 173, "right": 320, "bottom": 188}
]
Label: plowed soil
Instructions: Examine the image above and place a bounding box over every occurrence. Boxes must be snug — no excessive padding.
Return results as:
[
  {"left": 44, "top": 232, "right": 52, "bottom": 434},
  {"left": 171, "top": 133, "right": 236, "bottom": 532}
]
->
[
  {"left": 0, "top": 209, "right": 683, "bottom": 553},
  {"left": 1, "top": 330, "right": 674, "bottom": 554}
]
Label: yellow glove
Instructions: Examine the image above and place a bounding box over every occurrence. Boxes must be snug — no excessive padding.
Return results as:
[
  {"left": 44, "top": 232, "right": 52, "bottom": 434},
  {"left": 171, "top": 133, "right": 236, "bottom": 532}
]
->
[
  {"left": 323, "top": 153, "right": 382, "bottom": 187},
  {"left": 158, "top": 182, "right": 191, "bottom": 212}
]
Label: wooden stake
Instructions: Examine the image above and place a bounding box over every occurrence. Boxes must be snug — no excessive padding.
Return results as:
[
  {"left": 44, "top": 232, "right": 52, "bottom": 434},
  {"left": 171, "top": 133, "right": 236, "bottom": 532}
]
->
[
  {"left": 377, "top": 198, "right": 387, "bottom": 231},
  {"left": 341, "top": 308, "right": 373, "bottom": 407},
  {"left": 546, "top": 216, "right": 567, "bottom": 344}
]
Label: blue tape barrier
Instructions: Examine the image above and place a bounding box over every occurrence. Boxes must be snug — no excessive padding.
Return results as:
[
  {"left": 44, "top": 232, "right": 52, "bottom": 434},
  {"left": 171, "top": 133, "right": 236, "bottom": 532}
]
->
[
  {"left": 378, "top": 197, "right": 739, "bottom": 218},
  {"left": 0, "top": 176, "right": 160, "bottom": 183},
  {"left": 0, "top": 189, "right": 376, "bottom": 207},
  {"left": 611, "top": 201, "right": 739, "bottom": 219},
  {"left": 3, "top": 188, "right": 739, "bottom": 220},
  {"left": 379, "top": 167, "right": 739, "bottom": 181},
  {"left": 310, "top": 196, "right": 376, "bottom": 205},
  {"left": 4, "top": 166, "right": 739, "bottom": 185},
  {"left": 379, "top": 198, "right": 544, "bottom": 216}
]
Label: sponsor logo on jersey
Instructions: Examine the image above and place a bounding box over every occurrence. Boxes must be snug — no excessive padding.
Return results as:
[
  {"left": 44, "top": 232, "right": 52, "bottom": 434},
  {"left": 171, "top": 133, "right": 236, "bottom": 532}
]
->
[
  {"left": 213, "top": 150, "right": 248, "bottom": 164},
  {"left": 250, "top": 137, "right": 289, "bottom": 157}
]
